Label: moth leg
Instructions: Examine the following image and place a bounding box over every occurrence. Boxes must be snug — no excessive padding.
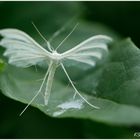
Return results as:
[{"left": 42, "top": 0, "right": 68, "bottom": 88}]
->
[
  {"left": 44, "top": 62, "right": 57, "bottom": 105},
  {"left": 19, "top": 63, "right": 52, "bottom": 116},
  {"left": 60, "top": 63, "right": 100, "bottom": 109}
]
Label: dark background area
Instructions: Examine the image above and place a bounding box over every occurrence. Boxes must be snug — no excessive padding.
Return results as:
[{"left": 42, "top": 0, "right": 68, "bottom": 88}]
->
[
  {"left": 0, "top": 1, "right": 140, "bottom": 138},
  {"left": 84, "top": 2, "right": 140, "bottom": 47}
]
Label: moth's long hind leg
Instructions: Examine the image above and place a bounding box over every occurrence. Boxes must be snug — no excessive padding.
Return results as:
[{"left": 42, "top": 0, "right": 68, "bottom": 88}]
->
[
  {"left": 60, "top": 63, "right": 100, "bottom": 109},
  {"left": 19, "top": 63, "right": 52, "bottom": 116},
  {"left": 44, "top": 62, "right": 57, "bottom": 105}
]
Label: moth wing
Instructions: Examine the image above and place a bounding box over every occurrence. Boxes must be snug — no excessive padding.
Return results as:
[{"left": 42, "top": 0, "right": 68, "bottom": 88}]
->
[
  {"left": 0, "top": 29, "right": 51, "bottom": 68},
  {"left": 61, "top": 35, "right": 112, "bottom": 69}
]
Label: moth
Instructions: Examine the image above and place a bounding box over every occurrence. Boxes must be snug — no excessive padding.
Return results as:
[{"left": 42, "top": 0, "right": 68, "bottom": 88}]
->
[{"left": 0, "top": 23, "right": 112, "bottom": 115}]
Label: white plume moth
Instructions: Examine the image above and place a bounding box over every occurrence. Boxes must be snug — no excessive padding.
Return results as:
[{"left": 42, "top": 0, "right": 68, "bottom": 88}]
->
[{"left": 0, "top": 23, "right": 112, "bottom": 115}]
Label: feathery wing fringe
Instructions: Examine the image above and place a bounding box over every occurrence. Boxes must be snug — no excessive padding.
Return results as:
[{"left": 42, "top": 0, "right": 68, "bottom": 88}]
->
[{"left": 0, "top": 29, "right": 51, "bottom": 67}]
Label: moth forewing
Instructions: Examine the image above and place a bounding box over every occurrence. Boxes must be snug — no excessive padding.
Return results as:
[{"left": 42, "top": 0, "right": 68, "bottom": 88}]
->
[
  {"left": 0, "top": 28, "right": 51, "bottom": 55},
  {"left": 60, "top": 37, "right": 112, "bottom": 68},
  {"left": 0, "top": 29, "right": 52, "bottom": 68},
  {"left": 61, "top": 35, "right": 112, "bottom": 58}
]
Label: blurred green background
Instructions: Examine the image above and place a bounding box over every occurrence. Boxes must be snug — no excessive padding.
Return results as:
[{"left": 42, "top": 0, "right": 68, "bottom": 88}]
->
[{"left": 0, "top": 1, "right": 140, "bottom": 138}]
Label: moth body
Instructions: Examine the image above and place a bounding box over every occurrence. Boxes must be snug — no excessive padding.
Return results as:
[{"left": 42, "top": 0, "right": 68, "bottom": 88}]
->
[{"left": 49, "top": 50, "right": 62, "bottom": 66}]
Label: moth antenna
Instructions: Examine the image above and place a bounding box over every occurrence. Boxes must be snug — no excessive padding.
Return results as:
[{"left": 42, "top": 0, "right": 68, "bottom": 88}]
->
[
  {"left": 49, "top": 17, "right": 77, "bottom": 43},
  {"left": 60, "top": 63, "right": 100, "bottom": 109},
  {"left": 31, "top": 22, "right": 53, "bottom": 52},
  {"left": 19, "top": 63, "right": 52, "bottom": 116},
  {"left": 49, "top": 24, "right": 68, "bottom": 43},
  {"left": 55, "top": 23, "right": 79, "bottom": 51}
]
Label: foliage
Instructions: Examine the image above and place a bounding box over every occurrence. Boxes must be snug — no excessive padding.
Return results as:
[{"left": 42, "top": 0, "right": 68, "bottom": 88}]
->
[{"left": 0, "top": 1, "right": 140, "bottom": 138}]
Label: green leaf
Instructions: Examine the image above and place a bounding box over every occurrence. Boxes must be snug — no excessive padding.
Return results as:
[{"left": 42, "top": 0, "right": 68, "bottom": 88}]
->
[
  {"left": 97, "top": 38, "right": 140, "bottom": 107},
  {"left": 1, "top": 35, "right": 140, "bottom": 125},
  {"left": 1, "top": 2, "right": 140, "bottom": 125}
]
